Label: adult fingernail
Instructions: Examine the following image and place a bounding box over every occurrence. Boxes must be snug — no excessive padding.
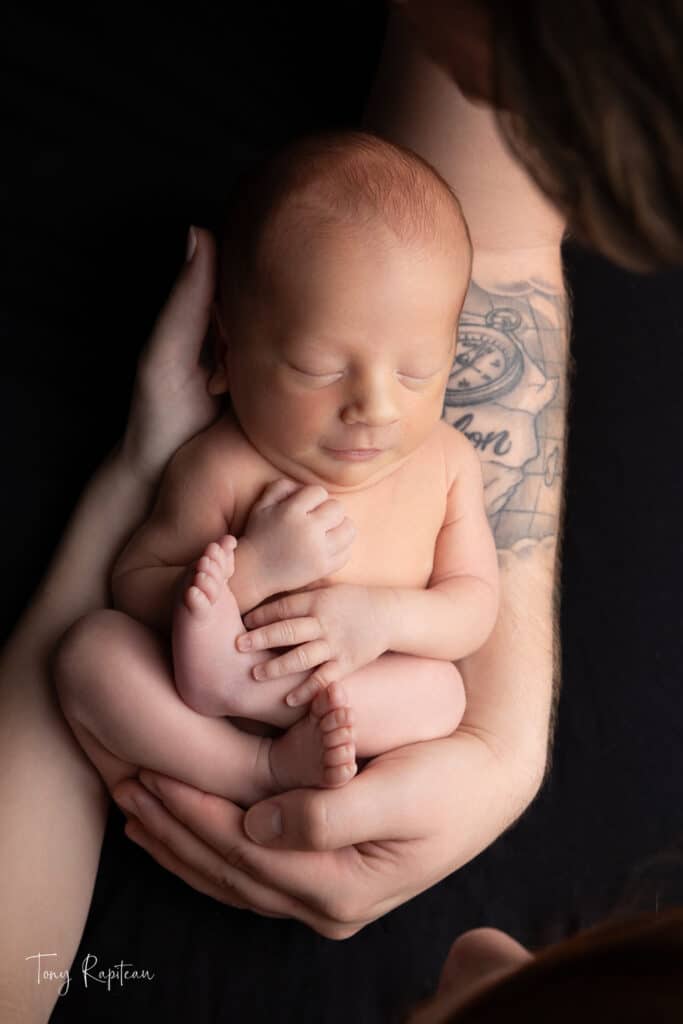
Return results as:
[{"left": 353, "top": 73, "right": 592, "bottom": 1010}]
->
[
  {"left": 186, "top": 225, "right": 197, "bottom": 261},
  {"left": 115, "top": 790, "right": 154, "bottom": 815},
  {"left": 245, "top": 803, "right": 282, "bottom": 844},
  {"left": 114, "top": 792, "right": 136, "bottom": 814},
  {"left": 139, "top": 772, "right": 160, "bottom": 797}
]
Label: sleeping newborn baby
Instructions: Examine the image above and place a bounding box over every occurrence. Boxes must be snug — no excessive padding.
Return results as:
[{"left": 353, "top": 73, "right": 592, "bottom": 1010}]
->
[{"left": 55, "top": 131, "right": 500, "bottom": 808}]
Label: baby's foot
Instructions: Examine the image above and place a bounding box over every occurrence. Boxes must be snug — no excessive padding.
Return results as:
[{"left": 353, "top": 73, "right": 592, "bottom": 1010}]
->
[
  {"left": 173, "top": 535, "right": 256, "bottom": 716},
  {"left": 184, "top": 535, "right": 237, "bottom": 617},
  {"left": 268, "top": 682, "right": 357, "bottom": 791}
]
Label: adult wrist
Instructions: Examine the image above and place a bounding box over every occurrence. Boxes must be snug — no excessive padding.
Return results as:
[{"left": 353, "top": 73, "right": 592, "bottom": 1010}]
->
[{"left": 118, "top": 424, "right": 174, "bottom": 490}]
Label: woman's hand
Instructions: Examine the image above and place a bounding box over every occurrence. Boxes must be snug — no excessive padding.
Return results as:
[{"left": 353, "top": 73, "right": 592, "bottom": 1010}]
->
[
  {"left": 237, "top": 584, "right": 391, "bottom": 706},
  {"left": 111, "top": 731, "right": 538, "bottom": 939},
  {"left": 120, "top": 226, "right": 220, "bottom": 484}
]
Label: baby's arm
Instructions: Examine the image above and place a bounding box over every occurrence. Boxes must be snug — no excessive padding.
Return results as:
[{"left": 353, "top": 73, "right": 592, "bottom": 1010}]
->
[
  {"left": 240, "top": 434, "right": 498, "bottom": 708},
  {"left": 379, "top": 428, "right": 500, "bottom": 660},
  {"left": 111, "top": 432, "right": 267, "bottom": 630}
]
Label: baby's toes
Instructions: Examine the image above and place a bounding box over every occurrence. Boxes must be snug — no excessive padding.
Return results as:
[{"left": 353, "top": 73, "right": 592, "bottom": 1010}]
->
[
  {"left": 184, "top": 578, "right": 213, "bottom": 614},
  {"left": 204, "top": 541, "right": 230, "bottom": 575},
  {"left": 192, "top": 569, "right": 219, "bottom": 604},
  {"left": 320, "top": 706, "right": 354, "bottom": 734},
  {"left": 322, "top": 744, "right": 357, "bottom": 788},
  {"left": 311, "top": 680, "right": 347, "bottom": 721},
  {"left": 196, "top": 552, "right": 224, "bottom": 585},
  {"left": 217, "top": 535, "right": 237, "bottom": 578},
  {"left": 321, "top": 724, "right": 353, "bottom": 751}
]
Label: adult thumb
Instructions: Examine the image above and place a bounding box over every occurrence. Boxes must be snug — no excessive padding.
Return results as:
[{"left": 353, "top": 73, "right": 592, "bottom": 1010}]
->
[
  {"left": 142, "top": 225, "right": 217, "bottom": 369},
  {"left": 243, "top": 770, "right": 391, "bottom": 852}
]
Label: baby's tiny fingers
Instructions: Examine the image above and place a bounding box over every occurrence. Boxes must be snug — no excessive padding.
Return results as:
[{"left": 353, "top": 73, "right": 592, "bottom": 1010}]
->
[
  {"left": 251, "top": 641, "right": 330, "bottom": 680},
  {"left": 327, "top": 517, "right": 357, "bottom": 554},
  {"left": 288, "top": 663, "right": 343, "bottom": 707},
  {"left": 285, "top": 677, "right": 326, "bottom": 708},
  {"left": 236, "top": 616, "right": 321, "bottom": 652},
  {"left": 243, "top": 593, "right": 310, "bottom": 629}
]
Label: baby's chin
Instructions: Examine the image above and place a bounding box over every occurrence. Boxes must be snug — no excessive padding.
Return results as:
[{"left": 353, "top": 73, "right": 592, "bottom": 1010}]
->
[{"left": 311, "top": 446, "right": 410, "bottom": 491}]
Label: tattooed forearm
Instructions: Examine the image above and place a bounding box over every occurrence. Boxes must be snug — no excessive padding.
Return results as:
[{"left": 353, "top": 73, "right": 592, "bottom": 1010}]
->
[
  {"left": 444, "top": 274, "right": 570, "bottom": 553},
  {"left": 445, "top": 271, "right": 571, "bottom": 766}
]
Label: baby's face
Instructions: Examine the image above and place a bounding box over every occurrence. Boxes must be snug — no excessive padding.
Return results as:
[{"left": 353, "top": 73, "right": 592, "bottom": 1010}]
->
[{"left": 223, "top": 226, "right": 469, "bottom": 491}]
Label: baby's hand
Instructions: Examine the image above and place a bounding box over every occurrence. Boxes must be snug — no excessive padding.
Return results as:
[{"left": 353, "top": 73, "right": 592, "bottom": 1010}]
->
[
  {"left": 236, "top": 583, "right": 390, "bottom": 706},
  {"left": 242, "top": 479, "right": 356, "bottom": 597}
]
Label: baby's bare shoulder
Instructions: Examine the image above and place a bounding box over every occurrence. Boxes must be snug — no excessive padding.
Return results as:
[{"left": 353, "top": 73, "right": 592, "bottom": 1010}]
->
[
  {"left": 165, "top": 409, "right": 260, "bottom": 490},
  {"left": 435, "top": 419, "right": 480, "bottom": 487}
]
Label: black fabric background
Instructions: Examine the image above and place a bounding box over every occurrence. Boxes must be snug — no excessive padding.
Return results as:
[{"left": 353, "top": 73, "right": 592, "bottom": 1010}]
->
[{"left": 3, "top": 6, "right": 682, "bottom": 1022}]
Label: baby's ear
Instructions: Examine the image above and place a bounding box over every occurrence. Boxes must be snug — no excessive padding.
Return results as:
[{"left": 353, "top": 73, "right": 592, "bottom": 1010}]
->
[{"left": 207, "top": 303, "right": 230, "bottom": 395}]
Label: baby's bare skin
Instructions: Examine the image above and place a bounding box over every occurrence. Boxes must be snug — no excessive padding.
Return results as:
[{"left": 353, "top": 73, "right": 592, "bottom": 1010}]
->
[
  {"left": 56, "top": 200, "right": 497, "bottom": 805},
  {"left": 168, "top": 413, "right": 467, "bottom": 784},
  {"left": 56, "top": 412, "right": 470, "bottom": 804}
]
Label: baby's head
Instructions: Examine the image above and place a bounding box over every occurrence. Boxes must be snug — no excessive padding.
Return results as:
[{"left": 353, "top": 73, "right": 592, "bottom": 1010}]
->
[{"left": 211, "top": 131, "right": 472, "bottom": 490}]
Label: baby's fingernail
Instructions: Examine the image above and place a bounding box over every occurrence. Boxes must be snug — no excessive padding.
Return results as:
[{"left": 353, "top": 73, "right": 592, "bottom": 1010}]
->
[
  {"left": 245, "top": 803, "right": 282, "bottom": 844},
  {"left": 236, "top": 634, "right": 251, "bottom": 651},
  {"left": 186, "top": 225, "right": 197, "bottom": 261},
  {"left": 286, "top": 692, "right": 301, "bottom": 707}
]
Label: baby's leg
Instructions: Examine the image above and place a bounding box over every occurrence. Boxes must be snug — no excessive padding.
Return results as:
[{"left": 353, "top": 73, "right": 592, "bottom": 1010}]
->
[
  {"left": 172, "top": 535, "right": 310, "bottom": 726},
  {"left": 269, "top": 653, "right": 465, "bottom": 788},
  {"left": 54, "top": 610, "right": 357, "bottom": 802},
  {"left": 342, "top": 653, "right": 466, "bottom": 756}
]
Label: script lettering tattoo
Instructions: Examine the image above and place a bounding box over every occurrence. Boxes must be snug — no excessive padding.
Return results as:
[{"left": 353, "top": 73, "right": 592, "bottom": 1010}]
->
[{"left": 444, "top": 275, "right": 570, "bottom": 552}]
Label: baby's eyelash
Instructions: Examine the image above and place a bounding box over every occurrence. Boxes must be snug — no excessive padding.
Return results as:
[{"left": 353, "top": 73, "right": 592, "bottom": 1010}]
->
[
  {"left": 397, "top": 370, "right": 437, "bottom": 382},
  {"left": 289, "top": 364, "right": 342, "bottom": 378}
]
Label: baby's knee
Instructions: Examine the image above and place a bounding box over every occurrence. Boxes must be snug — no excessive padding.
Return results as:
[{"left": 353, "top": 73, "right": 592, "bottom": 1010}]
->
[
  {"left": 53, "top": 609, "right": 125, "bottom": 709},
  {"left": 419, "top": 658, "right": 466, "bottom": 737}
]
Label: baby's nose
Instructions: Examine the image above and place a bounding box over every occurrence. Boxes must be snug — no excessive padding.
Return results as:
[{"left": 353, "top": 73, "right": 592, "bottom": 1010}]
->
[{"left": 344, "top": 376, "right": 399, "bottom": 426}]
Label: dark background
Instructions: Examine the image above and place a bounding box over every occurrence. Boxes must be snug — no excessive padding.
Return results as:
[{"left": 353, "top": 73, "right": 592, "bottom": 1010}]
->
[{"left": 3, "top": 5, "right": 682, "bottom": 1022}]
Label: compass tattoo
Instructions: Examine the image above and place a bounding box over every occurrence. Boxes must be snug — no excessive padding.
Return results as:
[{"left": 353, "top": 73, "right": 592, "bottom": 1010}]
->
[{"left": 444, "top": 274, "right": 570, "bottom": 553}]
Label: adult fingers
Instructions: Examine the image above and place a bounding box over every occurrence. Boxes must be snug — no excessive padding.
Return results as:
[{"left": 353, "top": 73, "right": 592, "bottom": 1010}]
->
[
  {"left": 125, "top": 772, "right": 363, "bottom": 937},
  {"left": 139, "top": 226, "right": 216, "bottom": 375},
  {"left": 237, "top": 616, "right": 322, "bottom": 653},
  {"left": 113, "top": 779, "right": 311, "bottom": 922},
  {"left": 124, "top": 815, "right": 251, "bottom": 911},
  {"left": 243, "top": 748, "right": 437, "bottom": 852}
]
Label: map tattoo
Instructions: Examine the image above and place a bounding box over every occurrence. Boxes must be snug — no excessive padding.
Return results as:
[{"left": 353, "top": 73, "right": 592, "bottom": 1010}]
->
[{"left": 444, "top": 275, "right": 569, "bottom": 551}]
